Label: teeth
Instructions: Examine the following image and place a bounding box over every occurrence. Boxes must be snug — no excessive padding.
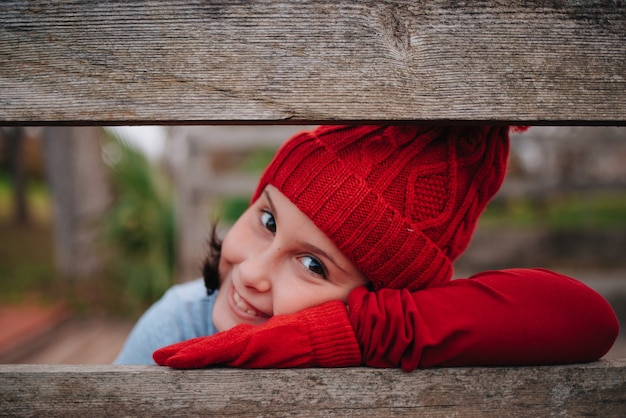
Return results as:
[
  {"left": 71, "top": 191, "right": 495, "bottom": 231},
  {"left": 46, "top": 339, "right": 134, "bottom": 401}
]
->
[{"left": 233, "top": 290, "right": 261, "bottom": 317}]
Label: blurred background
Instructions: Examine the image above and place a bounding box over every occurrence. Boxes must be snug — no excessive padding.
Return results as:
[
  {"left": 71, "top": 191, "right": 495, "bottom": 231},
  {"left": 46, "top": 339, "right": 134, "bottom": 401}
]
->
[{"left": 0, "top": 125, "right": 624, "bottom": 364}]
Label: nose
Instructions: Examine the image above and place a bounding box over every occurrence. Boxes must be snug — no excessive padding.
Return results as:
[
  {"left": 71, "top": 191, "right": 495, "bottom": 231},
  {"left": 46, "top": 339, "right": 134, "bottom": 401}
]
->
[{"left": 237, "top": 250, "right": 273, "bottom": 293}]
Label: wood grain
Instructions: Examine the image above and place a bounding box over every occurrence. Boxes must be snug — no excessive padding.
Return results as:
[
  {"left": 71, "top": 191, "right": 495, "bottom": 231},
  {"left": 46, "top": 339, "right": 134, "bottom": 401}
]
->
[
  {"left": 1, "top": 1, "right": 624, "bottom": 124},
  {"left": 1, "top": 361, "right": 625, "bottom": 416}
]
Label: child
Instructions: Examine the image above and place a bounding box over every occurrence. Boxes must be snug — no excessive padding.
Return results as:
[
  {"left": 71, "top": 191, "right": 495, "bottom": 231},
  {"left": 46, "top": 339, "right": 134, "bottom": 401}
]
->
[{"left": 116, "top": 125, "right": 619, "bottom": 371}]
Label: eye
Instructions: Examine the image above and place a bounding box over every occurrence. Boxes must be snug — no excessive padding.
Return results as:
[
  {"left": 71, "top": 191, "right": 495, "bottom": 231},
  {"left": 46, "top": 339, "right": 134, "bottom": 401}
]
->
[
  {"left": 300, "top": 256, "right": 327, "bottom": 278},
  {"left": 260, "top": 210, "right": 276, "bottom": 233}
]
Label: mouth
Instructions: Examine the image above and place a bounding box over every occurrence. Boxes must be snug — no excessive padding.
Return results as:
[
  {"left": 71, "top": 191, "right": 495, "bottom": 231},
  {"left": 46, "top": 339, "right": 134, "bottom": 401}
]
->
[{"left": 229, "top": 286, "right": 271, "bottom": 320}]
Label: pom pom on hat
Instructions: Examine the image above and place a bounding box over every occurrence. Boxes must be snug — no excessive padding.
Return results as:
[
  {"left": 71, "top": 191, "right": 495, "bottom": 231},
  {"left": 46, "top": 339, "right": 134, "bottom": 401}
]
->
[{"left": 253, "top": 126, "right": 511, "bottom": 291}]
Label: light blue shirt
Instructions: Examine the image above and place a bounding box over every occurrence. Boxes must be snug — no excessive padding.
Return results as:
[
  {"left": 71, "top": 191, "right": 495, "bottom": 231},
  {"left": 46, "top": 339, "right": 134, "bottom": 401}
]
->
[{"left": 114, "top": 278, "right": 218, "bottom": 365}]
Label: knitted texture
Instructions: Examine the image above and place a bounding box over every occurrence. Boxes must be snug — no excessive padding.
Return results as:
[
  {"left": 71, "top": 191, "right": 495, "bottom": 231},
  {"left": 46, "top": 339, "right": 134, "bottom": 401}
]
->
[
  {"left": 153, "top": 300, "right": 361, "bottom": 368},
  {"left": 253, "top": 126, "right": 510, "bottom": 291}
]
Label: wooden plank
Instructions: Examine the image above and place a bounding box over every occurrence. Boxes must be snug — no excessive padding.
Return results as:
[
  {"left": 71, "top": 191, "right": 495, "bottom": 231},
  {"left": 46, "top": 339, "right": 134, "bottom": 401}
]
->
[
  {"left": 1, "top": 361, "right": 625, "bottom": 416},
  {"left": 1, "top": 1, "right": 624, "bottom": 125}
]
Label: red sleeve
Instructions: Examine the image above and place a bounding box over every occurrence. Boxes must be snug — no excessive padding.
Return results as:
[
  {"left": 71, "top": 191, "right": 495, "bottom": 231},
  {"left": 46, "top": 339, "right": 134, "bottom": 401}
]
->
[{"left": 348, "top": 268, "right": 619, "bottom": 371}]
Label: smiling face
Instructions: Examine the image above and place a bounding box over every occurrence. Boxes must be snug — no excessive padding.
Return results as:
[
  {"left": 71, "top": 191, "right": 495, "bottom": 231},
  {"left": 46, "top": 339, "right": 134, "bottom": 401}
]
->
[{"left": 212, "top": 184, "right": 368, "bottom": 332}]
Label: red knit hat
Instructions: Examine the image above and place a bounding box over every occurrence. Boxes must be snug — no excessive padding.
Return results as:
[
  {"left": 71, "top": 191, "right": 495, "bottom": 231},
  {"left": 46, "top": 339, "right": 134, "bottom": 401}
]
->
[{"left": 252, "top": 126, "right": 511, "bottom": 291}]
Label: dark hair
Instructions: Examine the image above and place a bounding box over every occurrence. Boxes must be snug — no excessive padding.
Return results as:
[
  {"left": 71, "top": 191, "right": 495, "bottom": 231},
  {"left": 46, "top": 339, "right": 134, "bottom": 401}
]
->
[{"left": 202, "top": 224, "right": 222, "bottom": 295}]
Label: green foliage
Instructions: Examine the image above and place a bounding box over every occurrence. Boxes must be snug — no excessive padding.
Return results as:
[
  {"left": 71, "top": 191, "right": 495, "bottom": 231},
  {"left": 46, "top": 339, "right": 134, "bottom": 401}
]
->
[
  {"left": 544, "top": 193, "right": 626, "bottom": 229},
  {"left": 216, "top": 146, "right": 276, "bottom": 223},
  {"left": 0, "top": 221, "right": 56, "bottom": 304},
  {"left": 238, "top": 147, "right": 276, "bottom": 172},
  {"left": 101, "top": 131, "right": 175, "bottom": 312},
  {"left": 218, "top": 197, "right": 250, "bottom": 224},
  {"left": 0, "top": 173, "right": 51, "bottom": 223},
  {"left": 480, "top": 191, "right": 626, "bottom": 231}
]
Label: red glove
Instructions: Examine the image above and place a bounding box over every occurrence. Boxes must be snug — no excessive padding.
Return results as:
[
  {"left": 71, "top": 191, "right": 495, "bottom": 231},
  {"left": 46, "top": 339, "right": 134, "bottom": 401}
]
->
[{"left": 153, "top": 300, "right": 361, "bottom": 369}]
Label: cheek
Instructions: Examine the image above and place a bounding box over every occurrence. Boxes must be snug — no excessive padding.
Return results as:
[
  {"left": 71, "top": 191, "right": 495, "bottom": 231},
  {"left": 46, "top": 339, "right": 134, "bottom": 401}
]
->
[
  {"left": 217, "top": 238, "right": 232, "bottom": 286},
  {"left": 213, "top": 283, "right": 236, "bottom": 332},
  {"left": 218, "top": 229, "right": 245, "bottom": 287},
  {"left": 217, "top": 256, "right": 228, "bottom": 285},
  {"left": 271, "top": 290, "right": 310, "bottom": 316},
  {"left": 271, "top": 281, "right": 350, "bottom": 316},
  {"left": 220, "top": 220, "right": 248, "bottom": 267}
]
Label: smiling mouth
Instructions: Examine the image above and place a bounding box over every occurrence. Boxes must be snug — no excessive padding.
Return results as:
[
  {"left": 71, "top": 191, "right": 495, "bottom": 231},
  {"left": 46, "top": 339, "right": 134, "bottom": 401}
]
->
[{"left": 232, "top": 288, "right": 270, "bottom": 319}]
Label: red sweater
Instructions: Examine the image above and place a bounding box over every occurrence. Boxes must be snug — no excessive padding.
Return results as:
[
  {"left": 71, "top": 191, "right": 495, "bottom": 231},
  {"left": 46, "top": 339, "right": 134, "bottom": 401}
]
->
[
  {"left": 155, "top": 268, "right": 619, "bottom": 370},
  {"left": 349, "top": 268, "right": 619, "bottom": 371}
]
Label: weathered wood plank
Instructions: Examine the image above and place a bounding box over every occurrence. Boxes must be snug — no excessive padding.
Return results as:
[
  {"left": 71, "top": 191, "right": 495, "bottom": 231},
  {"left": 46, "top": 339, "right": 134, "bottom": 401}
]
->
[
  {"left": 1, "top": 1, "right": 624, "bottom": 125},
  {"left": 1, "top": 361, "right": 625, "bottom": 416}
]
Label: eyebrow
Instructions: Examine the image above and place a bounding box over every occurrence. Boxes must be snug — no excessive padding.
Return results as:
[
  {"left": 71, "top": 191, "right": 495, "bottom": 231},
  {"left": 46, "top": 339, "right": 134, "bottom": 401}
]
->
[
  {"left": 263, "top": 189, "right": 349, "bottom": 275},
  {"left": 296, "top": 240, "right": 349, "bottom": 275},
  {"left": 264, "top": 190, "right": 277, "bottom": 218}
]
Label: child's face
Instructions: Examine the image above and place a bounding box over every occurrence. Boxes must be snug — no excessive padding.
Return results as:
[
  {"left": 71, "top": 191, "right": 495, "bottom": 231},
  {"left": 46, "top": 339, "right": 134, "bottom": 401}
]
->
[{"left": 213, "top": 184, "right": 368, "bottom": 332}]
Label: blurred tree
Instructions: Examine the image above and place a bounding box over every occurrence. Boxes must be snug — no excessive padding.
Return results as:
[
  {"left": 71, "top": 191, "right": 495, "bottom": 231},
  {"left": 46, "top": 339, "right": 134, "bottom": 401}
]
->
[
  {"left": 42, "top": 127, "right": 112, "bottom": 280},
  {"left": 2, "top": 127, "right": 29, "bottom": 225},
  {"left": 101, "top": 130, "right": 175, "bottom": 309}
]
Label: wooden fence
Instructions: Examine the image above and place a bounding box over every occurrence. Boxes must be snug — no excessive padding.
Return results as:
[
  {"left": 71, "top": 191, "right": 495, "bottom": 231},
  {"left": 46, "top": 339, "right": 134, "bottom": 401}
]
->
[
  {"left": 1, "top": 1, "right": 624, "bottom": 416},
  {"left": 1, "top": 361, "right": 625, "bottom": 416}
]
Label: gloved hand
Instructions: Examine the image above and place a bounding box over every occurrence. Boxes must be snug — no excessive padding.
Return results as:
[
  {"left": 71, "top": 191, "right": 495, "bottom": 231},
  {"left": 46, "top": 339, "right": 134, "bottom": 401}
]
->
[{"left": 153, "top": 300, "right": 362, "bottom": 369}]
